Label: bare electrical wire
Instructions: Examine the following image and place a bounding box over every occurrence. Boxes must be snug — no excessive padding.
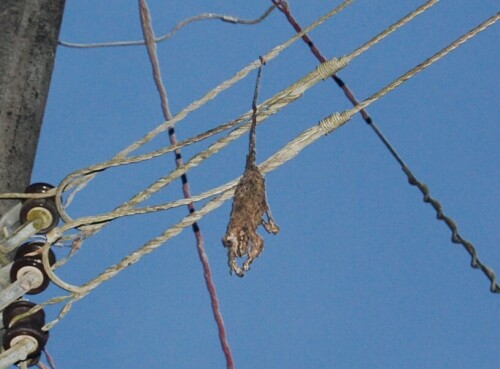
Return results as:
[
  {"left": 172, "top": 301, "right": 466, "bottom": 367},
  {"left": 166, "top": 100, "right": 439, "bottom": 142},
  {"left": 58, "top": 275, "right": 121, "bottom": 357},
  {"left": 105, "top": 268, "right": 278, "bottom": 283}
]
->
[
  {"left": 39, "top": 15, "right": 500, "bottom": 331},
  {"left": 4, "top": 5, "right": 500, "bottom": 320},
  {"left": 1, "top": 3, "right": 498, "bottom": 366},
  {"left": 58, "top": 5, "right": 276, "bottom": 49},
  {"left": 138, "top": 1, "right": 234, "bottom": 367},
  {"left": 39, "top": 5, "right": 497, "bottom": 290}
]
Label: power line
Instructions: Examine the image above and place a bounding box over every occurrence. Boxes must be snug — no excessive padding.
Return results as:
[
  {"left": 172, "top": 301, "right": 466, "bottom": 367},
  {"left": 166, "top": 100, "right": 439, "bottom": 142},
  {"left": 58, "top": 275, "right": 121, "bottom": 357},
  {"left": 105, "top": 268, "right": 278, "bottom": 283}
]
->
[
  {"left": 272, "top": 0, "right": 499, "bottom": 293},
  {"left": 0, "top": 2, "right": 498, "bottom": 368}
]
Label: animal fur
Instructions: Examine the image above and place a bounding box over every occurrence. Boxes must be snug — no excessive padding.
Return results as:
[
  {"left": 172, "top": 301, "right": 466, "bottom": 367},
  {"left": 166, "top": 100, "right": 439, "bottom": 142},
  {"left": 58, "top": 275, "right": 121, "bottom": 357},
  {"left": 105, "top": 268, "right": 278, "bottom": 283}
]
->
[{"left": 222, "top": 58, "right": 279, "bottom": 277}]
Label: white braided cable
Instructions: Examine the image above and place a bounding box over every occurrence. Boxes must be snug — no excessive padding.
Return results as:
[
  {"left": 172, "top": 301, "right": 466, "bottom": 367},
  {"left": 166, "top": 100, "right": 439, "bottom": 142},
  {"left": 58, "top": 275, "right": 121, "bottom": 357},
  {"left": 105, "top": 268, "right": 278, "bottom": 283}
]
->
[
  {"left": 1, "top": 3, "right": 495, "bottom": 340},
  {"left": 54, "top": 0, "right": 355, "bottom": 206},
  {"left": 43, "top": 11, "right": 500, "bottom": 307}
]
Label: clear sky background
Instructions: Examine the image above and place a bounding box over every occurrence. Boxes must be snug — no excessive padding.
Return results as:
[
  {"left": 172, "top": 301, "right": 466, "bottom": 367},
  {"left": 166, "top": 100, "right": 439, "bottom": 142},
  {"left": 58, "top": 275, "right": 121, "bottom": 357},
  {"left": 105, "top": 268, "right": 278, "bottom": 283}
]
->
[{"left": 26, "top": 1, "right": 499, "bottom": 368}]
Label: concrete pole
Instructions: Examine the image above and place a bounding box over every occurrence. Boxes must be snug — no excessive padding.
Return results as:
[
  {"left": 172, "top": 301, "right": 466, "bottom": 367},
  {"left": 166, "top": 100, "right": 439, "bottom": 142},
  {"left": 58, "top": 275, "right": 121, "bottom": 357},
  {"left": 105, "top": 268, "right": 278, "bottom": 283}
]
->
[{"left": 0, "top": 0, "right": 66, "bottom": 216}]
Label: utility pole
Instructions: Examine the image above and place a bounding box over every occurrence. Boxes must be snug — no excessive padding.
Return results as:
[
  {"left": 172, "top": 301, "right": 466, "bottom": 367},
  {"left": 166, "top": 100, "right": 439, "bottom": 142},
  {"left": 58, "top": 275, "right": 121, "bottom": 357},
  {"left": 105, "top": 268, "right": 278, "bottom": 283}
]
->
[{"left": 0, "top": 0, "right": 66, "bottom": 215}]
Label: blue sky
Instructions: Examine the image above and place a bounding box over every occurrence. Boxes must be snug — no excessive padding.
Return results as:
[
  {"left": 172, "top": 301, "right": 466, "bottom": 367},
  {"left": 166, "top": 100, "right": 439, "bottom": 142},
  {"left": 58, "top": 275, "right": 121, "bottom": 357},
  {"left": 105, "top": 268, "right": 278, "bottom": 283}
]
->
[{"left": 28, "top": 1, "right": 499, "bottom": 368}]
